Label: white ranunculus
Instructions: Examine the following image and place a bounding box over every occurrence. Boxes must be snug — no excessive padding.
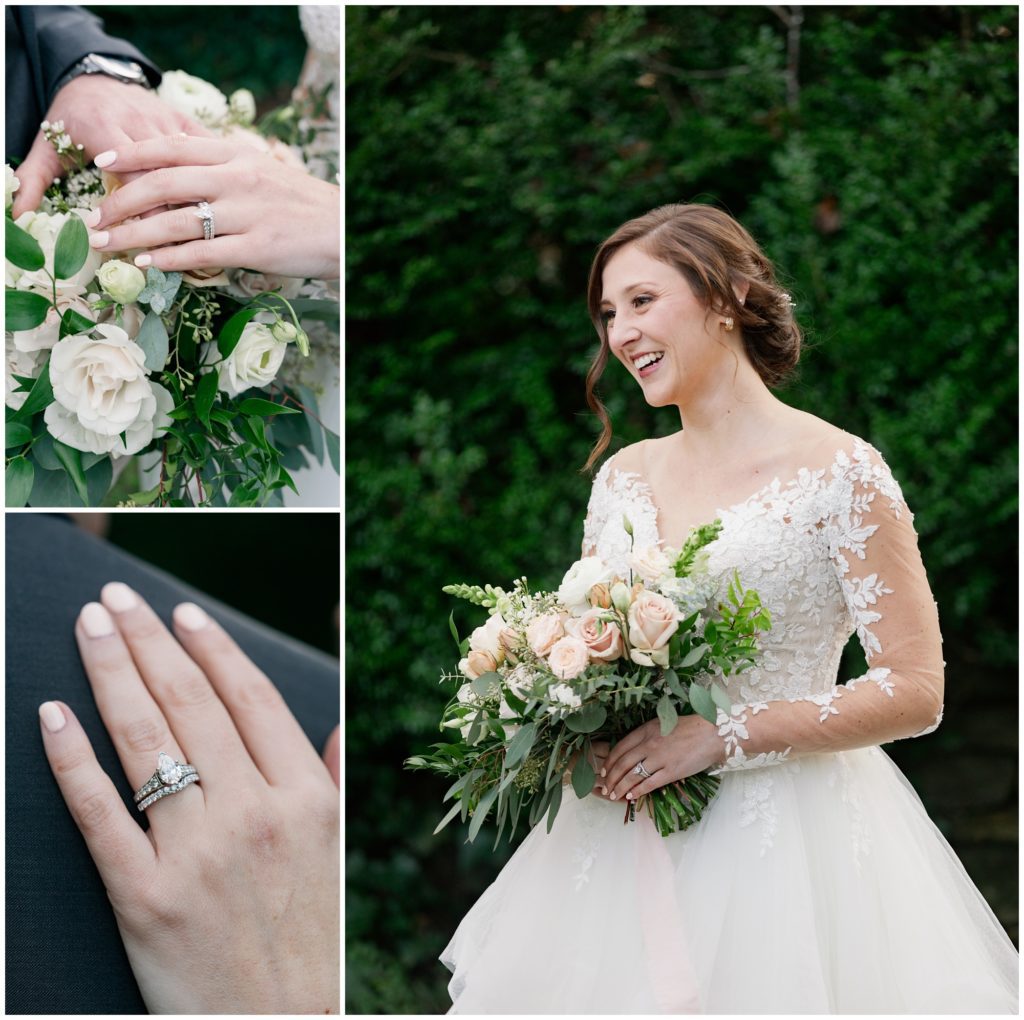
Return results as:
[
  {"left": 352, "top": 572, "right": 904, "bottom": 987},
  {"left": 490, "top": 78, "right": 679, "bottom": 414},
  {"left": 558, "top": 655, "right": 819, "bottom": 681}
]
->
[
  {"left": 217, "top": 321, "right": 286, "bottom": 396},
  {"left": 12, "top": 295, "right": 94, "bottom": 354},
  {"left": 6, "top": 165, "right": 19, "bottom": 210},
  {"left": 157, "top": 70, "right": 229, "bottom": 127},
  {"left": 9, "top": 209, "right": 101, "bottom": 297},
  {"left": 6, "top": 342, "right": 46, "bottom": 411},
  {"left": 46, "top": 324, "right": 171, "bottom": 455},
  {"left": 557, "top": 556, "right": 614, "bottom": 614},
  {"left": 629, "top": 545, "right": 675, "bottom": 585},
  {"left": 229, "top": 88, "right": 257, "bottom": 124},
  {"left": 96, "top": 260, "right": 146, "bottom": 304}
]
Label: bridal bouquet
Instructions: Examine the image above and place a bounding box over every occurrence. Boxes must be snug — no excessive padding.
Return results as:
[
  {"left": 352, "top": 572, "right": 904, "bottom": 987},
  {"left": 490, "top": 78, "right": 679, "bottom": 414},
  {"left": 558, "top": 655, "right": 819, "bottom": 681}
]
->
[
  {"left": 408, "top": 520, "right": 771, "bottom": 844},
  {"left": 5, "top": 71, "right": 339, "bottom": 507}
]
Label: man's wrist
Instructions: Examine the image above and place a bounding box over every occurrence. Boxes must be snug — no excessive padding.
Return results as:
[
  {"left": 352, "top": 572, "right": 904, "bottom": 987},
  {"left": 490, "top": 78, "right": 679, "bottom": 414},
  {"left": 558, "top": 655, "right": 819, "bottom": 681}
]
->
[{"left": 53, "top": 53, "right": 153, "bottom": 96}]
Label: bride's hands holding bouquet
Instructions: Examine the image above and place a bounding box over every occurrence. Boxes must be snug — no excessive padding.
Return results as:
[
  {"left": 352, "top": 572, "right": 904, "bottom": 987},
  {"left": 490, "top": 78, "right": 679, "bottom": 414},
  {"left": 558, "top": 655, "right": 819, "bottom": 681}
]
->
[
  {"left": 84, "top": 135, "right": 340, "bottom": 280},
  {"left": 38, "top": 584, "right": 340, "bottom": 1014}
]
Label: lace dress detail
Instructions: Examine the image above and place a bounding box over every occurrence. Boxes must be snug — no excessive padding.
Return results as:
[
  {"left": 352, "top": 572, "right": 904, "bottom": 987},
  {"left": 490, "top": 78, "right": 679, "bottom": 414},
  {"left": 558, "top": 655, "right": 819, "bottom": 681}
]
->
[
  {"left": 295, "top": 5, "right": 340, "bottom": 182},
  {"left": 441, "top": 433, "right": 1018, "bottom": 1014}
]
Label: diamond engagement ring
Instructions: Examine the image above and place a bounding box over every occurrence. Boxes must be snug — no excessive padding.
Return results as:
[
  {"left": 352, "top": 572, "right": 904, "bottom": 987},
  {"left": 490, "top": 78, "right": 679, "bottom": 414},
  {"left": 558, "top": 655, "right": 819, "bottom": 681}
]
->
[
  {"left": 633, "top": 760, "right": 653, "bottom": 779},
  {"left": 134, "top": 751, "right": 200, "bottom": 812},
  {"left": 193, "top": 201, "right": 215, "bottom": 241}
]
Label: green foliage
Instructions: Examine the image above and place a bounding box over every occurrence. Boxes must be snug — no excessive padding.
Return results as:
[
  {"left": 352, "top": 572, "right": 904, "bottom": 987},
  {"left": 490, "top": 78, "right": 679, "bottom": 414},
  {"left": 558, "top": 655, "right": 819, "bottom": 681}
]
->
[{"left": 346, "top": 6, "right": 1017, "bottom": 1012}]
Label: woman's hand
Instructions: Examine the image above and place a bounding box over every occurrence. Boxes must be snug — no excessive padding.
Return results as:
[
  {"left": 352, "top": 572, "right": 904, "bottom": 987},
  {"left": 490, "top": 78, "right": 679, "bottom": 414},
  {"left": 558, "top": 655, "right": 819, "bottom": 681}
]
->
[
  {"left": 597, "top": 715, "right": 723, "bottom": 802},
  {"left": 84, "top": 136, "right": 340, "bottom": 280},
  {"left": 38, "top": 583, "right": 339, "bottom": 1015}
]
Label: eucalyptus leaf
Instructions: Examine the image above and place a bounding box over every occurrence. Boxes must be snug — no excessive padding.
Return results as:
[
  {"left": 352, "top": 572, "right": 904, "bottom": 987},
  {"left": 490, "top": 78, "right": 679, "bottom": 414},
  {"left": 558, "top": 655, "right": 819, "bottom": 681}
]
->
[
  {"left": 679, "top": 643, "right": 709, "bottom": 668},
  {"left": 136, "top": 311, "right": 170, "bottom": 371},
  {"left": 503, "top": 721, "right": 536, "bottom": 768},
  {"left": 296, "top": 383, "right": 324, "bottom": 464},
  {"left": 565, "top": 702, "right": 606, "bottom": 734},
  {"left": 545, "top": 779, "right": 563, "bottom": 833},
  {"left": 324, "top": 426, "right": 340, "bottom": 473},
  {"left": 656, "top": 692, "right": 679, "bottom": 736},
  {"left": 467, "top": 785, "right": 499, "bottom": 842},
  {"left": 688, "top": 683, "right": 719, "bottom": 725},
  {"left": 571, "top": 750, "right": 596, "bottom": 799},
  {"left": 710, "top": 682, "right": 733, "bottom": 715},
  {"left": 432, "top": 800, "right": 463, "bottom": 836},
  {"left": 5, "top": 458, "right": 34, "bottom": 507}
]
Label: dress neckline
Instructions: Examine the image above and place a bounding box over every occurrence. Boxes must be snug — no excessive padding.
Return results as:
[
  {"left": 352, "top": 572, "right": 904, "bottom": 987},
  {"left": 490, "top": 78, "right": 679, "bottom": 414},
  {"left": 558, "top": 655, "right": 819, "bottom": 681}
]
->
[{"left": 605, "top": 440, "right": 865, "bottom": 550}]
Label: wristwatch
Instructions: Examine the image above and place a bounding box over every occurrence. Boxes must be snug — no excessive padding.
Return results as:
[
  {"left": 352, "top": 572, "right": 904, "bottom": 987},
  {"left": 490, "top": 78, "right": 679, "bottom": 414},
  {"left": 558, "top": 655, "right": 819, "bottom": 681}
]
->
[{"left": 52, "top": 53, "right": 153, "bottom": 95}]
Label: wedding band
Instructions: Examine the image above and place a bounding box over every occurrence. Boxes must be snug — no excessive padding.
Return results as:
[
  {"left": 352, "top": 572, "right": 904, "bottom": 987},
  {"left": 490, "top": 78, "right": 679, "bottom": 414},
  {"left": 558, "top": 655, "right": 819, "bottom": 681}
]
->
[
  {"left": 133, "top": 751, "right": 201, "bottom": 812},
  {"left": 633, "top": 759, "right": 653, "bottom": 779},
  {"left": 194, "top": 200, "right": 215, "bottom": 241}
]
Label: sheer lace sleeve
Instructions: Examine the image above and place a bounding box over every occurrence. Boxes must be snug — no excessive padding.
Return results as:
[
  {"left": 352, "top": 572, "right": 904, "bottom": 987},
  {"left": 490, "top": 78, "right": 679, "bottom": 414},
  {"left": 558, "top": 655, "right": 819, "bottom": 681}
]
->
[{"left": 711, "top": 444, "right": 945, "bottom": 773}]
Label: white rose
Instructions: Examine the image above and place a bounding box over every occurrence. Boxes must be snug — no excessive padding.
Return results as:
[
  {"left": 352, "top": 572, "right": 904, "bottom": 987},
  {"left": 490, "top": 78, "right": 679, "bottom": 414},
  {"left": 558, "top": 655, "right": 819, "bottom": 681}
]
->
[
  {"left": 469, "top": 613, "right": 506, "bottom": 661},
  {"left": 96, "top": 260, "right": 146, "bottom": 304},
  {"left": 6, "top": 165, "right": 19, "bottom": 210},
  {"left": 557, "top": 556, "right": 614, "bottom": 614},
  {"left": 157, "top": 70, "right": 229, "bottom": 127},
  {"left": 45, "top": 324, "right": 172, "bottom": 455},
  {"left": 217, "top": 321, "right": 287, "bottom": 396},
  {"left": 10, "top": 210, "right": 101, "bottom": 297},
  {"left": 547, "top": 636, "right": 590, "bottom": 681},
  {"left": 628, "top": 545, "right": 675, "bottom": 585},
  {"left": 229, "top": 88, "right": 257, "bottom": 124},
  {"left": 12, "top": 294, "right": 94, "bottom": 354}
]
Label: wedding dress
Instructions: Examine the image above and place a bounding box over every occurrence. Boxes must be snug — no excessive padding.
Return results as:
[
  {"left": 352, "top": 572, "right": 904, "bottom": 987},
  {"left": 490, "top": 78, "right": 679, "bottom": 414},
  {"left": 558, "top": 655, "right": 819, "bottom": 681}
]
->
[{"left": 441, "top": 435, "right": 1018, "bottom": 1013}]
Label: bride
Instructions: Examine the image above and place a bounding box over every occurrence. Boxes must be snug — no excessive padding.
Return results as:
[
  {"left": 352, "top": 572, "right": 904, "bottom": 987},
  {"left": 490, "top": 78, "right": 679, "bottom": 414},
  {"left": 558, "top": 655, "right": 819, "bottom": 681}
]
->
[{"left": 441, "top": 203, "right": 1018, "bottom": 1013}]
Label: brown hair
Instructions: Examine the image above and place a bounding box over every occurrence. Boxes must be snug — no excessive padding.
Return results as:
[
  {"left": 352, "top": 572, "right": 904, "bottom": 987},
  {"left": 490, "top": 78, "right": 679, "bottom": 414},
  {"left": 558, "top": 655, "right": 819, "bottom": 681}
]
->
[{"left": 583, "top": 203, "right": 802, "bottom": 471}]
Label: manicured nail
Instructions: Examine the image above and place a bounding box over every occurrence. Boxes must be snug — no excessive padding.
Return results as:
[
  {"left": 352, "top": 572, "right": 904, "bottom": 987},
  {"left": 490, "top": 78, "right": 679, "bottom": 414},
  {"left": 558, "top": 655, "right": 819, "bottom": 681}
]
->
[
  {"left": 600, "top": 768, "right": 606, "bottom": 777},
  {"left": 88, "top": 230, "right": 109, "bottom": 248},
  {"left": 83, "top": 208, "right": 101, "bottom": 228},
  {"left": 601, "top": 786, "right": 607, "bottom": 795},
  {"left": 39, "top": 701, "right": 67, "bottom": 733},
  {"left": 626, "top": 792, "right": 633, "bottom": 801},
  {"left": 94, "top": 150, "right": 116, "bottom": 168},
  {"left": 80, "top": 602, "right": 115, "bottom": 638},
  {"left": 101, "top": 582, "right": 137, "bottom": 613},
  {"left": 134, "top": 253, "right": 152, "bottom": 267},
  {"left": 610, "top": 793, "right": 617, "bottom": 801},
  {"left": 174, "top": 602, "right": 209, "bottom": 632}
]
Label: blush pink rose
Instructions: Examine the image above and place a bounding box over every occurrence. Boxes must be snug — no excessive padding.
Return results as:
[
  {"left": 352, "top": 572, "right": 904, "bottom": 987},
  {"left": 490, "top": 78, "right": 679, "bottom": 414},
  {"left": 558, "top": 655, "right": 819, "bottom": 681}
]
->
[
  {"left": 526, "top": 613, "right": 565, "bottom": 658},
  {"left": 547, "top": 636, "right": 590, "bottom": 680},
  {"left": 627, "top": 590, "right": 681, "bottom": 666},
  {"left": 572, "top": 608, "right": 625, "bottom": 662}
]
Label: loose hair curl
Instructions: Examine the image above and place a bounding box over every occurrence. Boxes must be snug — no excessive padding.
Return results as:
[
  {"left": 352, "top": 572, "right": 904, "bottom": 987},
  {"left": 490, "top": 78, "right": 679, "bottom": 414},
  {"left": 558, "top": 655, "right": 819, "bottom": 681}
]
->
[{"left": 583, "top": 203, "right": 802, "bottom": 471}]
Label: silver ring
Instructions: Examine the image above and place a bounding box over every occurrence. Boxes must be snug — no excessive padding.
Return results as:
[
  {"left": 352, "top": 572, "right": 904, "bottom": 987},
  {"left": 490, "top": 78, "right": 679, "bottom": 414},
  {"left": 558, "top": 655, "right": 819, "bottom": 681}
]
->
[
  {"left": 134, "top": 751, "right": 201, "bottom": 812},
  {"left": 194, "top": 200, "right": 215, "bottom": 241},
  {"left": 633, "top": 759, "right": 653, "bottom": 779}
]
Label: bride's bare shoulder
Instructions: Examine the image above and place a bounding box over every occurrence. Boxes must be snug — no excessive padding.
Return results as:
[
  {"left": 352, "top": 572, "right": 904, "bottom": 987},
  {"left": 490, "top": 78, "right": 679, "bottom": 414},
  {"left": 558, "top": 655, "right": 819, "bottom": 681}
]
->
[
  {"left": 784, "top": 409, "right": 861, "bottom": 464},
  {"left": 601, "top": 437, "right": 656, "bottom": 477}
]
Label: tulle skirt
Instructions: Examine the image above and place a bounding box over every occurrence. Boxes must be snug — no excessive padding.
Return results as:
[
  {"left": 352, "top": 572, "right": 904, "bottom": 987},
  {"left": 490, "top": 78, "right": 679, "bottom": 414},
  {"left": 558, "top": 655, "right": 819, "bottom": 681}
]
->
[{"left": 441, "top": 746, "right": 1018, "bottom": 1013}]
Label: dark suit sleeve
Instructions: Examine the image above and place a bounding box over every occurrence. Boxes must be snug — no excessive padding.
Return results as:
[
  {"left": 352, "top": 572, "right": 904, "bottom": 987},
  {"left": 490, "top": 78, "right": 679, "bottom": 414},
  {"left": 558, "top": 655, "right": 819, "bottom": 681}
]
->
[
  {"left": 5, "top": 515, "right": 340, "bottom": 1014},
  {"left": 6, "top": 5, "right": 161, "bottom": 162}
]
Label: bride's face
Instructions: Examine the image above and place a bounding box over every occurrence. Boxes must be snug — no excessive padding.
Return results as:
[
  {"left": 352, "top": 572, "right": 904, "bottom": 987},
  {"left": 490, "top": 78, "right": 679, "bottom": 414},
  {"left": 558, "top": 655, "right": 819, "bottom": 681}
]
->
[{"left": 600, "top": 243, "right": 723, "bottom": 408}]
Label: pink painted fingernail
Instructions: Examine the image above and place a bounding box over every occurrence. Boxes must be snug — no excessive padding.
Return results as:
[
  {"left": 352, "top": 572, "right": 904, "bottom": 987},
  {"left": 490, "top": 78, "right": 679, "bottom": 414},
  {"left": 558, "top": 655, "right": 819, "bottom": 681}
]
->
[
  {"left": 88, "top": 231, "right": 109, "bottom": 248},
  {"left": 174, "top": 602, "right": 209, "bottom": 632},
  {"left": 101, "top": 582, "right": 137, "bottom": 613},
  {"left": 626, "top": 792, "right": 633, "bottom": 801},
  {"left": 39, "top": 702, "right": 67, "bottom": 733},
  {"left": 83, "top": 208, "right": 101, "bottom": 228},
  {"left": 94, "top": 150, "right": 116, "bottom": 168},
  {"left": 610, "top": 793, "right": 617, "bottom": 801},
  {"left": 80, "top": 602, "right": 115, "bottom": 638},
  {"left": 600, "top": 768, "right": 606, "bottom": 777},
  {"left": 134, "top": 253, "right": 152, "bottom": 267}
]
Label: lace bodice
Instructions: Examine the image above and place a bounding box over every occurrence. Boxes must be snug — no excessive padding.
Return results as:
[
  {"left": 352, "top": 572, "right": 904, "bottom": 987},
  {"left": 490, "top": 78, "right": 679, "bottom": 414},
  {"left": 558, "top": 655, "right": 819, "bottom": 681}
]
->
[{"left": 583, "top": 436, "right": 945, "bottom": 773}]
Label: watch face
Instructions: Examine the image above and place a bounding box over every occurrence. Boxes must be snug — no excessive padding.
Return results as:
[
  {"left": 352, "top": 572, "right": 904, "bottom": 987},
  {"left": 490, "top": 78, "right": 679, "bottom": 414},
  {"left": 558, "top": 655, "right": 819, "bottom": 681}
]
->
[{"left": 89, "top": 53, "right": 143, "bottom": 81}]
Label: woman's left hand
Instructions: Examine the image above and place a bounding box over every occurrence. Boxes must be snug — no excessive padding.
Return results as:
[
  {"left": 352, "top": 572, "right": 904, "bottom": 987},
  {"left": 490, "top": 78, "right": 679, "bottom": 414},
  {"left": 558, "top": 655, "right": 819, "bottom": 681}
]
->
[
  {"left": 39, "top": 584, "right": 340, "bottom": 1014},
  {"left": 597, "top": 714, "right": 723, "bottom": 802},
  {"left": 85, "top": 135, "right": 340, "bottom": 280}
]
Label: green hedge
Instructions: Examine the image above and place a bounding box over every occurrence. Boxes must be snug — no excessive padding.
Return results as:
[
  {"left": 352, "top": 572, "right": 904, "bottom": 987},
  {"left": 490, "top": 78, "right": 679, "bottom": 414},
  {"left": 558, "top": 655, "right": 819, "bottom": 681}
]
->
[{"left": 346, "top": 6, "right": 1018, "bottom": 1012}]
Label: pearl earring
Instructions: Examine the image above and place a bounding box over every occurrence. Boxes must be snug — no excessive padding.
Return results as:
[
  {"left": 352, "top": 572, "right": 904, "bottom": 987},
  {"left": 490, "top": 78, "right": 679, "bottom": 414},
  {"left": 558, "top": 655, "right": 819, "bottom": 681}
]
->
[{"left": 723, "top": 317, "right": 734, "bottom": 332}]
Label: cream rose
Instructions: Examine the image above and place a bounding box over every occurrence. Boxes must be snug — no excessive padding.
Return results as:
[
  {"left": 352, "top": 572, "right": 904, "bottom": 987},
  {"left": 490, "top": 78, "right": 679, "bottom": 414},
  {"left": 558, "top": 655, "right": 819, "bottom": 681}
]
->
[
  {"left": 10, "top": 210, "right": 101, "bottom": 297},
  {"left": 526, "top": 613, "right": 565, "bottom": 657},
  {"left": 571, "top": 608, "right": 625, "bottom": 662},
  {"left": 547, "top": 636, "right": 590, "bottom": 680},
  {"left": 557, "top": 556, "right": 614, "bottom": 614},
  {"left": 459, "top": 649, "right": 498, "bottom": 680},
  {"left": 629, "top": 545, "right": 675, "bottom": 585},
  {"left": 217, "top": 321, "right": 287, "bottom": 396},
  {"left": 96, "top": 260, "right": 146, "bottom": 304},
  {"left": 157, "top": 70, "right": 229, "bottom": 126},
  {"left": 45, "top": 323, "right": 172, "bottom": 455},
  {"left": 627, "top": 590, "right": 682, "bottom": 667}
]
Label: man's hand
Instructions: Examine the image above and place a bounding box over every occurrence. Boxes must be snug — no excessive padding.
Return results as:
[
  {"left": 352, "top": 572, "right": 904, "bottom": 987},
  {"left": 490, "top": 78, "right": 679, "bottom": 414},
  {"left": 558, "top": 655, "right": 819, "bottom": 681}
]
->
[{"left": 11, "top": 74, "right": 212, "bottom": 219}]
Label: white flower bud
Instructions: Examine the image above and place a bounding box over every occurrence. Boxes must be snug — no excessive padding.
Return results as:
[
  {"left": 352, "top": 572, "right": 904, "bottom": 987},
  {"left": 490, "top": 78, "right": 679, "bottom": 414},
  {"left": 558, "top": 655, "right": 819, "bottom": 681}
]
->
[{"left": 96, "top": 260, "right": 146, "bottom": 304}]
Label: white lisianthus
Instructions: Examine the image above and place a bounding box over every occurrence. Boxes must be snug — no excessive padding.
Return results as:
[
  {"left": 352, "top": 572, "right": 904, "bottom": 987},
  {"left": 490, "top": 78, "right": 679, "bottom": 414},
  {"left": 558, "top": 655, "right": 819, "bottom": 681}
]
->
[
  {"left": 629, "top": 545, "right": 675, "bottom": 585},
  {"left": 229, "top": 88, "right": 257, "bottom": 124},
  {"left": 217, "top": 321, "right": 287, "bottom": 396},
  {"left": 9, "top": 209, "right": 101, "bottom": 297},
  {"left": 6, "top": 165, "right": 19, "bottom": 210},
  {"left": 557, "top": 556, "right": 614, "bottom": 615},
  {"left": 157, "top": 70, "right": 229, "bottom": 127},
  {"left": 96, "top": 260, "right": 146, "bottom": 304},
  {"left": 45, "top": 323, "right": 172, "bottom": 455}
]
